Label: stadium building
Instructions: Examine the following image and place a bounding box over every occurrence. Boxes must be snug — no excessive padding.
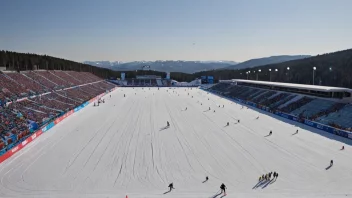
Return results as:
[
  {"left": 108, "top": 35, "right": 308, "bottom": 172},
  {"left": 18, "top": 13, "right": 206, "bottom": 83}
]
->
[{"left": 1, "top": 70, "right": 352, "bottom": 198}]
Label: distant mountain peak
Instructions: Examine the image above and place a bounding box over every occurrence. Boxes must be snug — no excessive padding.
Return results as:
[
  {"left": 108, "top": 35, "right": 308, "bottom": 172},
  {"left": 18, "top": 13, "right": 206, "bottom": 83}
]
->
[
  {"left": 224, "top": 55, "right": 310, "bottom": 70},
  {"left": 83, "top": 60, "right": 238, "bottom": 73}
]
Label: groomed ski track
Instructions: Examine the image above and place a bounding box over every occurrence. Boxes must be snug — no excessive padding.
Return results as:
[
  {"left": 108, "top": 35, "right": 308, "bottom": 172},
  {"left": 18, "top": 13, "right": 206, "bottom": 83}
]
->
[{"left": 0, "top": 87, "right": 352, "bottom": 198}]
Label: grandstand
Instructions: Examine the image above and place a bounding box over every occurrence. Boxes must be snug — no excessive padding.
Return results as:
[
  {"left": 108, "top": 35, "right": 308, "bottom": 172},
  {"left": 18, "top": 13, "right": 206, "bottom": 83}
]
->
[
  {"left": 209, "top": 79, "right": 352, "bottom": 133},
  {"left": 0, "top": 70, "right": 116, "bottom": 155},
  {"left": 111, "top": 75, "right": 171, "bottom": 87}
]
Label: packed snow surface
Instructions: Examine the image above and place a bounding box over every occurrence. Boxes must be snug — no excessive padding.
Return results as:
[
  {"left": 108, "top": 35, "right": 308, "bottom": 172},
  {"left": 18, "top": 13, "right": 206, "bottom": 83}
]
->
[{"left": 1, "top": 87, "right": 352, "bottom": 198}]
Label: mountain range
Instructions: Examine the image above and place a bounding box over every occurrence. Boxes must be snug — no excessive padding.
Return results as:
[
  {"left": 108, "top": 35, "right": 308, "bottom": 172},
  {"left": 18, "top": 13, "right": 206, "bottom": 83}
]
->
[
  {"left": 83, "top": 60, "right": 237, "bottom": 73},
  {"left": 84, "top": 55, "right": 310, "bottom": 74},
  {"left": 223, "top": 55, "right": 311, "bottom": 70}
]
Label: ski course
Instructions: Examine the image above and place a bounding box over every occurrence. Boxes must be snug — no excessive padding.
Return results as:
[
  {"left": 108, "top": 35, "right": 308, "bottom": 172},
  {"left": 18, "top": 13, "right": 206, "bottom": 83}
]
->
[{"left": 0, "top": 87, "right": 351, "bottom": 198}]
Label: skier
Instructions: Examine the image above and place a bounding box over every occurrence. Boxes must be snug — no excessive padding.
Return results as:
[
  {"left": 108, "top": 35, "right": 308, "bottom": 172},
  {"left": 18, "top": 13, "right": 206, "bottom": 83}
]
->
[
  {"left": 110, "top": 95, "right": 111, "bottom": 98},
  {"left": 223, "top": 105, "right": 224, "bottom": 108},
  {"left": 341, "top": 145, "right": 345, "bottom": 150},
  {"left": 330, "top": 160, "right": 334, "bottom": 166},
  {"left": 227, "top": 122, "right": 229, "bottom": 126},
  {"left": 185, "top": 107, "right": 187, "bottom": 110},
  {"left": 238, "top": 119, "right": 240, "bottom": 123},
  {"left": 94, "top": 102, "right": 96, "bottom": 106},
  {"left": 214, "top": 110, "right": 216, "bottom": 112},
  {"left": 209, "top": 107, "right": 211, "bottom": 110},
  {"left": 167, "top": 121, "right": 170, "bottom": 127},
  {"left": 269, "top": 130, "right": 272, "bottom": 136},
  {"left": 124, "top": 94, "right": 126, "bottom": 97},
  {"left": 256, "top": 116, "right": 259, "bottom": 119},
  {"left": 220, "top": 183, "right": 227, "bottom": 195},
  {"left": 204, "top": 176, "right": 209, "bottom": 182}
]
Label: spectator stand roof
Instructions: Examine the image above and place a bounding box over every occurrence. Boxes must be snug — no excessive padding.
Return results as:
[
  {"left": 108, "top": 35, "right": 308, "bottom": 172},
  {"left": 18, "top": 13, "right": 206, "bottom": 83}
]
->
[
  {"left": 230, "top": 79, "right": 352, "bottom": 93},
  {"left": 136, "top": 75, "right": 162, "bottom": 79}
]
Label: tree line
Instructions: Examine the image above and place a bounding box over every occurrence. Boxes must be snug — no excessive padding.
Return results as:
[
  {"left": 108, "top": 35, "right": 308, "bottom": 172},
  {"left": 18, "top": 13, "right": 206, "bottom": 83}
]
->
[
  {"left": 0, "top": 51, "right": 115, "bottom": 79},
  {"left": 1, "top": 49, "right": 352, "bottom": 88},
  {"left": 195, "top": 49, "right": 352, "bottom": 88}
]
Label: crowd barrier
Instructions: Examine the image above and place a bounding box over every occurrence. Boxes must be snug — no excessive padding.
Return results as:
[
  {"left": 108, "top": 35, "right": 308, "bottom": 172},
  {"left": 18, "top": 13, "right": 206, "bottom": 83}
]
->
[
  {"left": 0, "top": 87, "right": 118, "bottom": 164},
  {"left": 202, "top": 88, "right": 352, "bottom": 140}
]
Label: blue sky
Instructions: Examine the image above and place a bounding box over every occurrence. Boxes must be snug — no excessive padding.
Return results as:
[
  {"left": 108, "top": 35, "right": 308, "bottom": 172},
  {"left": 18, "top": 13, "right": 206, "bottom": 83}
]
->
[{"left": 1, "top": 0, "right": 351, "bottom": 62}]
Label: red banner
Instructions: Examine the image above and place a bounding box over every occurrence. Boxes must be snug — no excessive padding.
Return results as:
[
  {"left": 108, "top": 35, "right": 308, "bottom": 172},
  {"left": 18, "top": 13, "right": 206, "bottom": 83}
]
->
[{"left": 0, "top": 129, "right": 43, "bottom": 164}]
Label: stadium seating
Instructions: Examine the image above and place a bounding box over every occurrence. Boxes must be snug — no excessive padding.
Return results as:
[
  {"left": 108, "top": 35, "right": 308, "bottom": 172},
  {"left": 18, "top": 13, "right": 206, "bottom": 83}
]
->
[
  {"left": 5, "top": 72, "right": 47, "bottom": 94},
  {"left": 7, "top": 100, "right": 55, "bottom": 124},
  {"left": 252, "top": 91, "right": 276, "bottom": 104},
  {"left": 30, "top": 93, "right": 74, "bottom": 112},
  {"left": 210, "top": 83, "right": 233, "bottom": 93},
  {"left": 0, "top": 73, "right": 28, "bottom": 99},
  {"left": 280, "top": 97, "right": 315, "bottom": 113},
  {"left": 260, "top": 93, "right": 290, "bottom": 107},
  {"left": 35, "top": 71, "right": 71, "bottom": 88},
  {"left": 269, "top": 94, "right": 295, "bottom": 109},
  {"left": 209, "top": 82, "right": 352, "bottom": 132},
  {"left": 50, "top": 71, "right": 81, "bottom": 85},
  {"left": 316, "top": 104, "right": 352, "bottom": 130},
  {"left": 25, "top": 71, "right": 58, "bottom": 90},
  {"left": 290, "top": 99, "right": 337, "bottom": 118},
  {"left": 0, "top": 70, "right": 116, "bottom": 152},
  {"left": 247, "top": 89, "right": 266, "bottom": 100}
]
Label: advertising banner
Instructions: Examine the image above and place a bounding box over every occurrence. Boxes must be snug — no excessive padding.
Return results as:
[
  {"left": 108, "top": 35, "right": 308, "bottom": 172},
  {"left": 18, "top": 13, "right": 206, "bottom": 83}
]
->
[{"left": 0, "top": 129, "right": 43, "bottom": 164}]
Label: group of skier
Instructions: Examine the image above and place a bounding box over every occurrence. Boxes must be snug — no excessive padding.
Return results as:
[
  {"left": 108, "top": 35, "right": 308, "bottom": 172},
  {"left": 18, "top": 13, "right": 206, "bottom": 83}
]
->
[
  {"left": 259, "top": 172, "right": 279, "bottom": 182},
  {"left": 94, "top": 98, "right": 105, "bottom": 106}
]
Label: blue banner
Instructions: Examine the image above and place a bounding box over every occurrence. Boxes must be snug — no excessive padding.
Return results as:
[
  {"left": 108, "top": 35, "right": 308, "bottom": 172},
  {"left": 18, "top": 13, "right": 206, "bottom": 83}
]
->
[
  {"left": 11, "top": 134, "right": 18, "bottom": 143},
  {"left": 7, "top": 143, "right": 14, "bottom": 150},
  {"left": 74, "top": 102, "right": 88, "bottom": 112},
  {"left": 42, "top": 122, "right": 55, "bottom": 133},
  {"left": 0, "top": 148, "right": 6, "bottom": 156}
]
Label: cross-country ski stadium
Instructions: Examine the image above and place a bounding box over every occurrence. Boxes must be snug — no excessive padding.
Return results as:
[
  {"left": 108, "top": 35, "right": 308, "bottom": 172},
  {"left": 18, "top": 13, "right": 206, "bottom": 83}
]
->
[{"left": 1, "top": 87, "right": 352, "bottom": 198}]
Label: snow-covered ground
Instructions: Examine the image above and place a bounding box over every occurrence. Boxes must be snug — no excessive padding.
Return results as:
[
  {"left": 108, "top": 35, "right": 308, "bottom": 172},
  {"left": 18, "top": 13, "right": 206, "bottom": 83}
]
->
[{"left": 1, "top": 87, "right": 352, "bottom": 198}]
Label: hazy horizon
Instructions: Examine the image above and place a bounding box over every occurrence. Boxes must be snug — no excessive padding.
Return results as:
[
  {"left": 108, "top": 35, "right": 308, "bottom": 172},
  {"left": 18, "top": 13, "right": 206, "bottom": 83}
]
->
[
  {"left": 83, "top": 55, "right": 310, "bottom": 63},
  {"left": 1, "top": 0, "right": 351, "bottom": 63}
]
